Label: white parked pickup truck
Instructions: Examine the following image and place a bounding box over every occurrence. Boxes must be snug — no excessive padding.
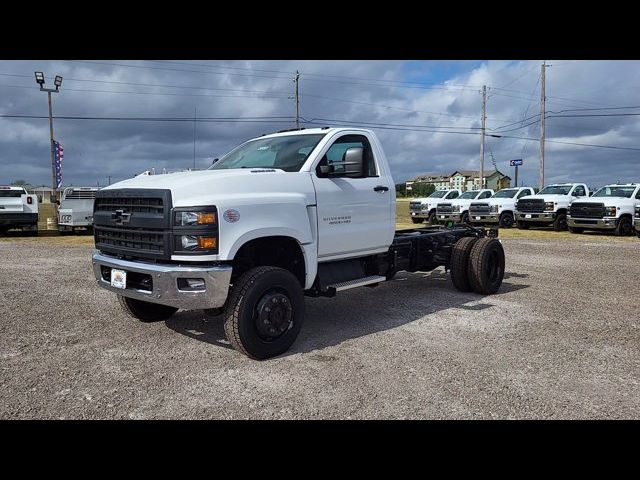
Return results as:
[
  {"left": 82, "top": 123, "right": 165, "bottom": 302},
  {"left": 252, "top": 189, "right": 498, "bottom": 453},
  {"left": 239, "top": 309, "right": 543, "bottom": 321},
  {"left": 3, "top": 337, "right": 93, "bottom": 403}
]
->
[
  {"left": 515, "top": 183, "right": 590, "bottom": 231},
  {"left": 469, "top": 187, "right": 536, "bottom": 228},
  {"left": 91, "top": 127, "right": 505, "bottom": 359},
  {"left": 58, "top": 187, "right": 100, "bottom": 234},
  {"left": 567, "top": 183, "right": 640, "bottom": 236},
  {"left": 409, "top": 188, "right": 462, "bottom": 224},
  {"left": 0, "top": 186, "right": 38, "bottom": 235},
  {"left": 435, "top": 189, "right": 494, "bottom": 225}
]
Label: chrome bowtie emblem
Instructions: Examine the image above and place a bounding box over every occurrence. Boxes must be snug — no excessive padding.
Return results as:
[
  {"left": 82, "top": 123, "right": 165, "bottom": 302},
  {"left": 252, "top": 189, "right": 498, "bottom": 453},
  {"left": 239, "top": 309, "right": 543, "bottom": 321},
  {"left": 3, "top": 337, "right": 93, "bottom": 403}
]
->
[{"left": 112, "top": 209, "right": 132, "bottom": 224}]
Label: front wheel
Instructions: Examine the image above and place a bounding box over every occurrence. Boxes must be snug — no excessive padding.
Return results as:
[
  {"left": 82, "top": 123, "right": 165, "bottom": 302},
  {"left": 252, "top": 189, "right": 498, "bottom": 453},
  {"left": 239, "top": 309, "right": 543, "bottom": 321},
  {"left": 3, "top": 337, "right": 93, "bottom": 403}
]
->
[
  {"left": 499, "top": 212, "right": 514, "bottom": 228},
  {"left": 553, "top": 212, "right": 568, "bottom": 231},
  {"left": 118, "top": 295, "right": 178, "bottom": 322},
  {"left": 615, "top": 216, "right": 634, "bottom": 236},
  {"left": 223, "top": 266, "right": 304, "bottom": 360}
]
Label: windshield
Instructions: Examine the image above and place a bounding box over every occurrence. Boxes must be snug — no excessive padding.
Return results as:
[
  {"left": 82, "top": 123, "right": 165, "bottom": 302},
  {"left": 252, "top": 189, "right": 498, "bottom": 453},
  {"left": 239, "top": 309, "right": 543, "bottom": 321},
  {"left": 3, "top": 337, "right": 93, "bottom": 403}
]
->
[
  {"left": 428, "top": 190, "right": 448, "bottom": 198},
  {"left": 0, "top": 190, "right": 25, "bottom": 198},
  {"left": 209, "top": 134, "right": 326, "bottom": 172},
  {"left": 592, "top": 186, "right": 637, "bottom": 198},
  {"left": 538, "top": 185, "right": 573, "bottom": 195},
  {"left": 493, "top": 189, "right": 518, "bottom": 198},
  {"left": 458, "top": 190, "right": 480, "bottom": 199}
]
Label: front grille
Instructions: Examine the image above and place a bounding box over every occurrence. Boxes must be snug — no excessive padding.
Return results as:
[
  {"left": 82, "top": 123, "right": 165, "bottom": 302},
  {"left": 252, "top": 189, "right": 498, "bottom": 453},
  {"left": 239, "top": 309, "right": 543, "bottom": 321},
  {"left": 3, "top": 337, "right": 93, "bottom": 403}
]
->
[
  {"left": 517, "top": 198, "right": 545, "bottom": 213},
  {"left": 436, "top": 203, "right": 453, "bottom": 213},
  {"left": 94, "top": 189, "right": 173, "bottom": 260},
  {"left": 570, "top": 202, "right": 605, "bottom": 219},
  {"left": 410, "top": 202, "right": 422, "bottom": 211},
  {"left": 470, "top": 203, "right": 490, "bottom": 214}
]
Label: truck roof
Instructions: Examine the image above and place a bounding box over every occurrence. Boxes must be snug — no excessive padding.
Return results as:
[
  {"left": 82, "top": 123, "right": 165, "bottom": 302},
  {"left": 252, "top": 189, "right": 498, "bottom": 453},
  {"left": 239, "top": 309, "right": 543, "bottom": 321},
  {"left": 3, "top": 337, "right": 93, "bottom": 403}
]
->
[
  {"left": 0, "top": 185, "right": 27, "bottom": 191},
  {"left": 259, "top": 127, "right": 374, "bottom": 139}
]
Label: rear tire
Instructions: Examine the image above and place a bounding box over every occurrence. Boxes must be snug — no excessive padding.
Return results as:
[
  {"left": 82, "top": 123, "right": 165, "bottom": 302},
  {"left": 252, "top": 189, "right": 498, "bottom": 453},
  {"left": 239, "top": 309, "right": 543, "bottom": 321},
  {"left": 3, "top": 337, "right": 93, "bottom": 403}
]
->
[
  {"left": 615, "top": 216, "right": 633, "bottom": 236},
  {"left": 118, "top": 295, "right": 178, "bottom": 322},
  {"left": 499, "top": 212, "right": 514, "bottom": 228},
  {"left": 516, "top": 221, "right": 530, "bottom": 230},
  {"left": 450, "top": 236, "right": 478, "bottom": 292},
  {"left": 223, "top": 266, "right": 304, "bottom": 360},
  {"left": 553, "top": 212, "right": 568, "bottom": 231},
  {"left": 468, "top": 238, "right": 505, "bottom": 295},
  {"left": 568, "top": 226, "right": 584, "bottom": 234},
  {"left": 411, "top": 217, "right": 423, "bottom": 224}
]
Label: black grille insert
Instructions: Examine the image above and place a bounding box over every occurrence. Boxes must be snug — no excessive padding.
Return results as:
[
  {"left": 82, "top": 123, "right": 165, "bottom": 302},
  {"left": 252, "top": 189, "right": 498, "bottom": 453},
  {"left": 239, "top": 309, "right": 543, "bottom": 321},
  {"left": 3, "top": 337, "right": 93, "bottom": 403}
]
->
[
  {"left": 570, "top": 202, "right": 605, "bottom": 219},
  {"left": 517, "top": 198, "right": 545, "bottom": 213},
  {"left": 436, "top": 203, "right": 453, "bottom": 213},
  {"left": 470, "top": 203, "right": 490, "bottom": 214}
]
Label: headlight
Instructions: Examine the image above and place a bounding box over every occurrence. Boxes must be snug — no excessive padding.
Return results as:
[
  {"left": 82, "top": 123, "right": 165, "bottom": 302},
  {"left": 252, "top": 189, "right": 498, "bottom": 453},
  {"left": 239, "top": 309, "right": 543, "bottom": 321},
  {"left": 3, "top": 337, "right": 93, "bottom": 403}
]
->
[
  {"left": 514, "top": 201, "right": 519, "bottom": 209},
  {"left": 604, "top": 206, "right": 617, "bottom": 217},
  {"left": 175, "top": 211, "right": 217, "bottom": 226},
  {"left": 635, "top": 206, "right": 640, "bottom": 218},
  {"left": 490, "top": 205, "right": 498, "bottom": 213},
  {"left": 173, "top": 206, "right": 218, "bottom": 254},
  {"left": 544, "top": 202, "right": 555, "bottom": 212}
]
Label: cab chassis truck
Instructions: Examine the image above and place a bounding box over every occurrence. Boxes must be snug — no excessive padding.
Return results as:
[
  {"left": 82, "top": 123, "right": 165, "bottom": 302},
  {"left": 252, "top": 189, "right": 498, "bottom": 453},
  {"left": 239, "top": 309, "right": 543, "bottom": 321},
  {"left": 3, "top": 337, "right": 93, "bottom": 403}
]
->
[{"left": 92, "top": 128, "right": 505, "bottom": 359}]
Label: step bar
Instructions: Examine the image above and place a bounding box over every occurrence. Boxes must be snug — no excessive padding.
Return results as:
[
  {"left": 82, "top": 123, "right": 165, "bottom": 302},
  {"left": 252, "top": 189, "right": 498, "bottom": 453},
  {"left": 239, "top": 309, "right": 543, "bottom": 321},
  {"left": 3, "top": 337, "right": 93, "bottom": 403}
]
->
[{"left": 326, "top": 275, "right": 387, "bottom": 295}]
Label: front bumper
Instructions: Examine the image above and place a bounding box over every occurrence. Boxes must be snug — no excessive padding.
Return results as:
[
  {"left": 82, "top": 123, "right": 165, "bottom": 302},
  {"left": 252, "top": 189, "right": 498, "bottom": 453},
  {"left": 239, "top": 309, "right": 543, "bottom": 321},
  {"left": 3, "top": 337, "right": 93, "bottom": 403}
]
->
[
  {"left": 516, "top": 212, "right": 555, "bottom": 222},
  {"left": 568, "top": 217, "right": 617, "bottom": 230},
  {"left": 436, "top": 213, "right": 461, "bottom": 222},
  {"left": 410, "top": 210, "right": 429, "bottom": 218},
  {"left": 92, "top": 251, "right": 232, "bottom": 310},
  {"left": 470, "top": 214, "right": 499, "bottom": 224}
]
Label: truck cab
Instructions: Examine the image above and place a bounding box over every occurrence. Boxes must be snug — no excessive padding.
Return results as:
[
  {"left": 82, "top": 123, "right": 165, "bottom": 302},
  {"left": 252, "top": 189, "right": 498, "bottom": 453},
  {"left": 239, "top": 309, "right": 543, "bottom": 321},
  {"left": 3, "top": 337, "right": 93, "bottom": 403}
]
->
[
  {"left": 0, "top": 186, "right": 38, "bottom": 235},
  {"left": 567, "top": 183, "right": 640, "bottom": 236},
  {"left": 515, "top": 183, "right": 589, "bottom": 231},
  {"left": 58, "top": 187, "right": 100, "bottom": 234},
  {"left": 409, "top": 188, "right": 462, "bottom": 224},
  {"left": 436, "top": 189, "right": 494, "bottom": 224},
  {"left": 91, "top": 127, "right": 505, "bottom": 359},
  {"left": 469, "top": 187, "right": 536, "bottom": 228}
]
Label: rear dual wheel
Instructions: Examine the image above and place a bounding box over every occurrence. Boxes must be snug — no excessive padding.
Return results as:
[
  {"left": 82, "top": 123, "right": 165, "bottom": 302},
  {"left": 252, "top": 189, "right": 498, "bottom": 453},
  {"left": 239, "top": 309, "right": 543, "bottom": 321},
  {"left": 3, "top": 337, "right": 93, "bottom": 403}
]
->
[{"left": 450, "top": 237, "right": 505, "bottom": 294}]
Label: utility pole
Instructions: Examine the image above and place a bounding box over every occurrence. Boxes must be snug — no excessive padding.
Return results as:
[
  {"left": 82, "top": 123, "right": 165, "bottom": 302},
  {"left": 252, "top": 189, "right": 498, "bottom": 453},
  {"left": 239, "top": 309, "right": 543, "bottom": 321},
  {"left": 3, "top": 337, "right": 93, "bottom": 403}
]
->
[
  {"left": 294, "top": 70, "right": 300, "bottom": 129},
  {"left": 193, "top": 106, "right": 197, "bottom": 170},
  {"left": 108, "top": 175, "right": 111, "bottom": 186},
  {"left": 479, "top": 85, "right": 487, "bottom": 189},
  {"left": 34, "top": 72, "right": 63, "bottom": 207},
  {"left": 539, "top": 62, "right": 547, "bottom": 190}
]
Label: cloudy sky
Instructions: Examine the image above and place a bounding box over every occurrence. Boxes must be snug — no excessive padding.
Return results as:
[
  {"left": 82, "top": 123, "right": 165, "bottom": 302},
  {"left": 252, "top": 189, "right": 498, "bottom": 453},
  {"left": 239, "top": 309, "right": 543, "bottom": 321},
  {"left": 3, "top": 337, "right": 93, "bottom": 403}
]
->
[{"left": 1, "top": 60, "right": 639, "bottom": 189}]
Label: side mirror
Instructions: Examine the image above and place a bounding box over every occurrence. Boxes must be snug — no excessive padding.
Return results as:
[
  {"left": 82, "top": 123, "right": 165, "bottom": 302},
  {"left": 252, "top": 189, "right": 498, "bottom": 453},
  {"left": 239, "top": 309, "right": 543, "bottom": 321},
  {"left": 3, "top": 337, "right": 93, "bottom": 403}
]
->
[
  {"left": 319, "top": 147, "right": 364, "bottom": 178},
  {"left": 211, "top": 158, "right": 219, "bottom": 166}
]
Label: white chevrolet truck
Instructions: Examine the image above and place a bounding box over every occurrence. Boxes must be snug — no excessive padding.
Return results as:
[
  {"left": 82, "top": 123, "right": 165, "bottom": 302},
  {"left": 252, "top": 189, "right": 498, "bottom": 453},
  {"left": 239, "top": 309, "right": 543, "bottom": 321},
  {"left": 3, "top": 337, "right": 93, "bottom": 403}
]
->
[
  {"left": 435, "top": 189, "right": 494, "bottom": 225},
  {"left": 91, "top": 128, "right": 505, "bottom": 359},
  {"left": 515, "top": 183, "right": 590, "bottom": 231},
  {"left": 567, "top": 183, "right": 640, "bottom": 236},
  {"left": 469, "top": 187, "right": 536, "bottom": 228},
  {"left": 0, "top": 186, "right": 38, "bottom": 235},
  {"left": 409, "top": 188, "right": 462, "bottom": 224}
]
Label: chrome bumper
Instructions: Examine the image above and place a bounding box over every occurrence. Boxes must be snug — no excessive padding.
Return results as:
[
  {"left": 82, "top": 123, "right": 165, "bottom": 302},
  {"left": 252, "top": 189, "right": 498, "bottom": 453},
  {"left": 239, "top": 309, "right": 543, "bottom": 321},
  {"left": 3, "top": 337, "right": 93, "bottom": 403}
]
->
[
  {"left": 410, "top": 211, "right": 428, "bottom": 218},
  {"left": 469, "top": 214, "right": 499, "bottom": 224},
  {"left": 568, "top": 217, "right": 617, "bottom": 229},
  {"left": 436, "top": 213, "right": 461, "bottom": 222},
  {"left": 515, "top": 212, "right": 555, "bottom": 222},
  {"left": 92, "top": 251, "right": 232, "bottom": 310}
]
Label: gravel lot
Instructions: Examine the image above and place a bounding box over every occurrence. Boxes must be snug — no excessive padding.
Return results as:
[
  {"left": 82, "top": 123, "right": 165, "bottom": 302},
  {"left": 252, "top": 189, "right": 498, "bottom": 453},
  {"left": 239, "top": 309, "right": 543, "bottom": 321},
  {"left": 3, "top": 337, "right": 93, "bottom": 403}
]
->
[{"left": 1, "top": 234, "right": 639, "bottom": 419}]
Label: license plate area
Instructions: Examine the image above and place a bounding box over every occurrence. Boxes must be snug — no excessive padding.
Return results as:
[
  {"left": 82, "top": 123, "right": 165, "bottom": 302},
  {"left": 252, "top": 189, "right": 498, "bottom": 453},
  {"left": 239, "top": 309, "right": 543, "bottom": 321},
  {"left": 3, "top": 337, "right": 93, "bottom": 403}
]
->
[
  {"left": 475, "top": 216, "right": 481, "bottom": 220},
  {"left": 525, "top": 214, "right": 532, "bottom": 219},
  {"left": 110, "top": 269, "right": 127, "bottom": 289}
]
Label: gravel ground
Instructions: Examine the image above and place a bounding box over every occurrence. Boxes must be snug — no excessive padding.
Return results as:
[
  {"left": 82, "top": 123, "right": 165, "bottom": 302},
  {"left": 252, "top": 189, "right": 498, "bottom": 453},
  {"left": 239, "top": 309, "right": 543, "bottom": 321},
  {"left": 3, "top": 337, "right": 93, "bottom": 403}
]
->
[{"left": 1, "top": 234, "right": 639, "bottom": 419}]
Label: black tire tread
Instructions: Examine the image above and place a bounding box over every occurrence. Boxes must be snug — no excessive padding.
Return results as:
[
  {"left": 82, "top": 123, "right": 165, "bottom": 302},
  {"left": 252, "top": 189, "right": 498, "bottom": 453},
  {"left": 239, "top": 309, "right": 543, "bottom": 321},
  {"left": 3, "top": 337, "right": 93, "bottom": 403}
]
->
[
  {"left": 468, "top": 238, "right": 505, "bottom": 295},
  {"left": 450, "top": 236, "right": 477, "bottom": 292}
]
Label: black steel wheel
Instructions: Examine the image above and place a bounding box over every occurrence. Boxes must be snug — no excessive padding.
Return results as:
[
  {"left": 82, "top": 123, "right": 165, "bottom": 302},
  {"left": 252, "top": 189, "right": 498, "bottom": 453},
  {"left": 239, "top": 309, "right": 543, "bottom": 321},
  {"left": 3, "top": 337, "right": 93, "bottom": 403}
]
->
[
  {"left": 553, "top": 212, "right": 568, "bottom": 231},
  {"left": 499, "top": 212, "right": 514, "bottom": 228},
  {"left": 223, "top": 266, "right": 304, "bottom": 360},
  {"left": 615, "top": 216, "right": 633, "bottom": 236}
]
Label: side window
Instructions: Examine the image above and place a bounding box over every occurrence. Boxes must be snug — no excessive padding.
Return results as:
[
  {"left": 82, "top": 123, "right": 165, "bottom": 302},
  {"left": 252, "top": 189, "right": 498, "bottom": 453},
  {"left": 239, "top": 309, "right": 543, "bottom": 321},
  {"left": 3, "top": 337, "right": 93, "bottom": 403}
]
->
[
  {"left": 517, "top": 189, "right": 530, "bottom": 199},
  {"left": 447, "top": 191, "right": 459, "bottom": 199},
  {"left": 480, "top": 191, "right": 492, "bottom": 199},
  {"left": 317, "top": 134, "right": 377, "bottom": 178},
  {"left": 573, "top": 186, "right": 585, "bottom": 197},
  {"left": 635, "top": 188, "right": 640, "bottom": 200}
]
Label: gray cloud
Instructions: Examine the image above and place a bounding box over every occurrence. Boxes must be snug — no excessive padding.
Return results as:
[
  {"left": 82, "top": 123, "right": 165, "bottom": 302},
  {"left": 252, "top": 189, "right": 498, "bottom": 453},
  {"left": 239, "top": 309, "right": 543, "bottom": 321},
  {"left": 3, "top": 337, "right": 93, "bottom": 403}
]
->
[{"left": 1, "top": 59, "right": 639, "bottom": 189}]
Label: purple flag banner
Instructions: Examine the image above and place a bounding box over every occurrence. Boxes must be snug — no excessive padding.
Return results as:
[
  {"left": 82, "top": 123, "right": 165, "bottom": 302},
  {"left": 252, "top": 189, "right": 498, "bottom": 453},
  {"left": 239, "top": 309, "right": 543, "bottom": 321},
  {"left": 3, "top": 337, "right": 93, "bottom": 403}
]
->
[{"left": 53, "top": 140, "right": 64, "bottom": 188}]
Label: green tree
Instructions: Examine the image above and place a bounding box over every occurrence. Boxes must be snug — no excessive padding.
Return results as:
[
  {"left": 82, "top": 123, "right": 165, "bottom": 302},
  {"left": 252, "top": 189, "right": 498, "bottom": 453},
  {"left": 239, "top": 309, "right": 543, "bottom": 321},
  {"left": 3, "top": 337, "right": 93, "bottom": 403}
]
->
[
  {"left": 395, "top": 182, "right": 407, "bottom": 197},
  {"left": 11, "top": 179, "right": 28, "bottom": 186}
]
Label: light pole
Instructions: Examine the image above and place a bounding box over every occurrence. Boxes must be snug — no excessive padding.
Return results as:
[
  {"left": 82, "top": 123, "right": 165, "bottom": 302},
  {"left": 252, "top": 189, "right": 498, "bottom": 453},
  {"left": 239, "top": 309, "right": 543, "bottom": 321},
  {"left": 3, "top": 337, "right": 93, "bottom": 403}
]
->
[{"left": 35, "top": 71, "right": 63, "bottom": 205}]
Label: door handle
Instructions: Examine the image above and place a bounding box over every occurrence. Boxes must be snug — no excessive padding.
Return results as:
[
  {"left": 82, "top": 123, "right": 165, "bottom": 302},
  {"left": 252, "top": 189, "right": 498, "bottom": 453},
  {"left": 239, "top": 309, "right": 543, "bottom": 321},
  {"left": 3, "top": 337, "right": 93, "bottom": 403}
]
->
[{"left": 374, "top": 185, "right": 389, "bottom": 192}]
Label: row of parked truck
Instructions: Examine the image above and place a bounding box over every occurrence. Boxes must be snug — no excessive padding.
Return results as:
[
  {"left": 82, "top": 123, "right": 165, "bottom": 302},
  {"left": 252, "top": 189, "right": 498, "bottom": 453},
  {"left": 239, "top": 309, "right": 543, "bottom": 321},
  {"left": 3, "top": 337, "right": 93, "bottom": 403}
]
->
[{"left": 410, "top": 182, "right": 640, "bottom": 236}]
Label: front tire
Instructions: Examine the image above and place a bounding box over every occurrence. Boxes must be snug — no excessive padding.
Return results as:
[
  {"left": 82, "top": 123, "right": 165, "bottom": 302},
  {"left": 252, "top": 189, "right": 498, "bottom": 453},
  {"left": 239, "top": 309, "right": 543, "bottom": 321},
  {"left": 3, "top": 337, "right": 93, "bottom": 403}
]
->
[
  {"left": 553, "top": 212, "right": 568, "bottom": 231},
  {"left": 468, "top": 238, "right": 505, "bottom": 295},
  {"left": 118, "top": 296, "right": 178, "bottom": 322},
  {"left": 615, "top": 216, "right": 633, "bottom": 236},
  {"left": 499, "top": 212, "right": 514, "bottom": 228},
  {"left": 223, "top": 266, "right": 304, "bottom": 360},
  {"left": 516, "top": 220, "right": 530, "bottom": 230}
]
